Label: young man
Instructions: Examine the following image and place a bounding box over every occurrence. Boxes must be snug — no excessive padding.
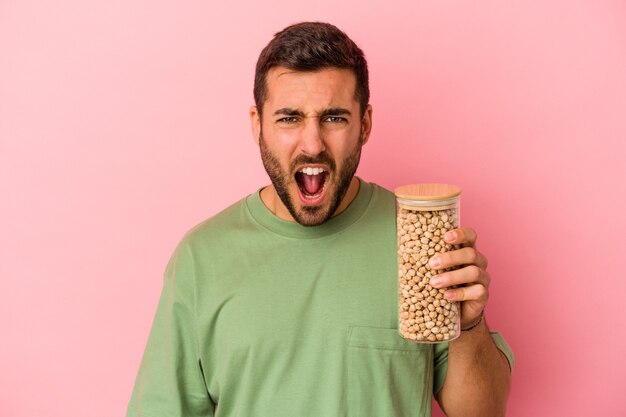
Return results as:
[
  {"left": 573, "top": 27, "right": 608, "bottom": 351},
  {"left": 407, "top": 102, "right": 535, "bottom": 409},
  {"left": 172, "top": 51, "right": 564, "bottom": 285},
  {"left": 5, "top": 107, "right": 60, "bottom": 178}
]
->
[{"left": 127, "top": 22, "right": 513, "bottom": 417}]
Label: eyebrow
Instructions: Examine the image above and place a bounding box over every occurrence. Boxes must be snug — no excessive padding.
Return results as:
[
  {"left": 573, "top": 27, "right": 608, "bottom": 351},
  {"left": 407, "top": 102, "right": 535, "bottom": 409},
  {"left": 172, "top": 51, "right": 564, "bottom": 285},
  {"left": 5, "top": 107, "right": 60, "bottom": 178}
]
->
[
  {"left": 321, "top": 108, "right": 352, "bottom": 117},
  {"left": 272, "top": 107, "right": 352, "bottom": 117},
  {"left": 273, "top": 108, "right": 304, "bottom": 117}
]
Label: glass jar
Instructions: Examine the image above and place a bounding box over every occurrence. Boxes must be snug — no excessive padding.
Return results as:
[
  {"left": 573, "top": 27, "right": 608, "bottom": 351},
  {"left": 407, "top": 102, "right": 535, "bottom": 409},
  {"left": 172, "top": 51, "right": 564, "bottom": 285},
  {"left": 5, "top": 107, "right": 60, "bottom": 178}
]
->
[{"left": 394, "top": 183, "right": 461, "bottom": 343}]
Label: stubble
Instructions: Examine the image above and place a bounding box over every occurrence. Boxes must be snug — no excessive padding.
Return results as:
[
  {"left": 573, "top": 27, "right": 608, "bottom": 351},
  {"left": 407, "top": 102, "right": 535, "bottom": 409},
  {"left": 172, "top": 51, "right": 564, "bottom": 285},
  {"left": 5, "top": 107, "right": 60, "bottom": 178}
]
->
[{"left": 258, "top": 131, "right": 362, "bottom": 226}]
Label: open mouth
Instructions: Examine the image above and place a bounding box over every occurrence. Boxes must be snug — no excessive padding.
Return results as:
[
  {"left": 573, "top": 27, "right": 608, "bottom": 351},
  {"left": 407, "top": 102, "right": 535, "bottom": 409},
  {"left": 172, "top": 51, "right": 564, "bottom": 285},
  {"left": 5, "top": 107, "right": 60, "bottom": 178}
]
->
[{"left": 295, "top": 167, "right": 328, "bottom": 203}]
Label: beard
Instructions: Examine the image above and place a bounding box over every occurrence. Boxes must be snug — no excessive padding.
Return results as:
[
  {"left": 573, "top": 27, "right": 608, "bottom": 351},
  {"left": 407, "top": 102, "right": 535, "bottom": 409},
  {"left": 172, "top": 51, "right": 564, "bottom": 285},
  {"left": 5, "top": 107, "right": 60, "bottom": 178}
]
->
[{"left": 259, "top": 131, "right": 363, "bottom": 226}]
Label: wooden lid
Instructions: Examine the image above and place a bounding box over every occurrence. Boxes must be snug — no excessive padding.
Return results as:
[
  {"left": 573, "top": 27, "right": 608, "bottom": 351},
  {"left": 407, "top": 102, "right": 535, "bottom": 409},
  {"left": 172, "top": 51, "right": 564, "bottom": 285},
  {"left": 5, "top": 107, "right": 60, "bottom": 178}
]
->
[{"left": 394, "top": 183, "right": 461, "bottom": 201}]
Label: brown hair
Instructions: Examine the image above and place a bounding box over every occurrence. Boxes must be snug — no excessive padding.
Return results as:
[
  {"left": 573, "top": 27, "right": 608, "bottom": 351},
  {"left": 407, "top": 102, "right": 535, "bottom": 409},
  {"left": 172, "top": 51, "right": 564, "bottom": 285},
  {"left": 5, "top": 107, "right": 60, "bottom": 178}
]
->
[{"left": 254, "top": 22, "right": 369, "bottom": 117}]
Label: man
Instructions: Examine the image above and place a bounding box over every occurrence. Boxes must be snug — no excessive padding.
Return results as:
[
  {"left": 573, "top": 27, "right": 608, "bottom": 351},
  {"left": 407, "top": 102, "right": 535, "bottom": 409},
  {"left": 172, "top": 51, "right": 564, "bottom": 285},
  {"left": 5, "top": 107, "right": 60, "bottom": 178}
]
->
[{"left": 127, "top": 22, "right": 513, "bottom": 417}]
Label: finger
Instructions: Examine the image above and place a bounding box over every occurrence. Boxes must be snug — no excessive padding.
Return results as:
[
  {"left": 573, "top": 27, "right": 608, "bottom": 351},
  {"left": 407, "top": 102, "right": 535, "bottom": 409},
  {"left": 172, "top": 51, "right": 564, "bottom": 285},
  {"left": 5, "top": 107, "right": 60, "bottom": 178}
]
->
[
  {"left": 429, "top": 247, "right": 488, "bottom": 270},
  {"left": 429, "top": 266, "right": 491, "bottom": 289},
  {"left": 443, "top": 283, "right": 489, "bottom": 303},
  {"left": 443, "top": 227, "right": 477, "bottom": 247}
]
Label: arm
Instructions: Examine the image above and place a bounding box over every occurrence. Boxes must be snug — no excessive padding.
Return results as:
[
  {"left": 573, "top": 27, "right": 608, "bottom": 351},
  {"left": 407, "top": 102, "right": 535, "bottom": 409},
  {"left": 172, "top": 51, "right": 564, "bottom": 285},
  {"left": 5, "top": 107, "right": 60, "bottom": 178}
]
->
[
  {"left": 127, "top": 240, "right": 215, "bottom": 417},
  {"left": 428, "top": 228, "right": 512, "bottom": 417}
]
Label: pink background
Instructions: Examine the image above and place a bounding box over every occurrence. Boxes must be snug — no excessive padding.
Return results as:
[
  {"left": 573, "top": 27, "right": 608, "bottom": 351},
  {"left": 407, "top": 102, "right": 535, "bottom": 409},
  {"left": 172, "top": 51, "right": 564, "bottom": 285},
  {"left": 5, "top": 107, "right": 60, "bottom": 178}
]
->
[{"left": 1, "top": 1, "right": 625, "bottom": 416}]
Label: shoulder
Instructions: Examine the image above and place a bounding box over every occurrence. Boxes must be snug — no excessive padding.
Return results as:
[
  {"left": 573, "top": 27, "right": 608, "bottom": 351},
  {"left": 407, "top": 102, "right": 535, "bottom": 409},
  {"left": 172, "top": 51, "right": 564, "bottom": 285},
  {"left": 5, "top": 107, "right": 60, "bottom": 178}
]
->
[
  {"left": 179, "top": 195, "right": 252, "bottom": 248},
  {"left": 369, "top": 182, "right": 395, "bottom": 200},
  {"left": 362, "top": 180, "right": 396, "bottom": 213},
  {"left": 162, "top": 195, "right": 254, "bottom": 280},
  {"left": 159, "top": 195, "right": 253, "bottom": 271}
]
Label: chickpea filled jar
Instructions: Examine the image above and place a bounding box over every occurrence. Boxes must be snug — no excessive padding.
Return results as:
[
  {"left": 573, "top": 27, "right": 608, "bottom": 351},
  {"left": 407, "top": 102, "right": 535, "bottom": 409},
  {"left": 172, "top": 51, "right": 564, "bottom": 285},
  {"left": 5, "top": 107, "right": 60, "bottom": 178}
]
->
[{"left": 395, "top": 184, "right": 461, "bottom": 343}]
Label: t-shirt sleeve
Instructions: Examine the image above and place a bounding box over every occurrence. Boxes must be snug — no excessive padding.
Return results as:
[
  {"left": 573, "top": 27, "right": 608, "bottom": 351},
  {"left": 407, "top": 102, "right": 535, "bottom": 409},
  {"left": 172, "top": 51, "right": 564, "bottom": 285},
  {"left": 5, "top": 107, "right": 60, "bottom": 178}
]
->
[
  {"left": 127, "top": 240, "right": 215, "bottom": 417},
  {"left": 433, "top": 331, "right": 514, "bottom": 395}
]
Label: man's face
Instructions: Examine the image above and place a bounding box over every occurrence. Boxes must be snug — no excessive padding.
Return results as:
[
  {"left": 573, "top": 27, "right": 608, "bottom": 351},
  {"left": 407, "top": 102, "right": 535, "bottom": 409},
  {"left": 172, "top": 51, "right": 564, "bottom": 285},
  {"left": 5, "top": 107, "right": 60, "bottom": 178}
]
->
[{"left": 251, "top": 67, "right": 372, "bottom": 226}]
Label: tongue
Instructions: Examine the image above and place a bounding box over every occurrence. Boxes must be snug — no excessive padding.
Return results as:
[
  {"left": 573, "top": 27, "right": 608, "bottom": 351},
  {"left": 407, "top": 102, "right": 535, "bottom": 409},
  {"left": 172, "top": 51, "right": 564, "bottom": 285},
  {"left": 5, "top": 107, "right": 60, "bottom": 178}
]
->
[{"left": 302, "top": 174, "right": 323, "bottom": 195}]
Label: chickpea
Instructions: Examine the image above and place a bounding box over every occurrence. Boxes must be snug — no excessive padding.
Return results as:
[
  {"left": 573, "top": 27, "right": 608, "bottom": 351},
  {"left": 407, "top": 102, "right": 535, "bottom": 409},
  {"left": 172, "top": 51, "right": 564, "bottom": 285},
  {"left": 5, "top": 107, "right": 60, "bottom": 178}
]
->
[{"left": 397, "top": 205, "right": 460, "bottom": 343}]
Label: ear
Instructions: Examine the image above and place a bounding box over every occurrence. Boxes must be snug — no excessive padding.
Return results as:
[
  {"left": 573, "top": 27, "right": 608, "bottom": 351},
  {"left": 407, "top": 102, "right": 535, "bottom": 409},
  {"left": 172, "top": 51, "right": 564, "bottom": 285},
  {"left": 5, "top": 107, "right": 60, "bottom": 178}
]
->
[
  {"left": 360, "top": 104, "right": 373, "bottom": 145},
  {"left": 250, "top": 105, "right": 261, "bottom": 145}
]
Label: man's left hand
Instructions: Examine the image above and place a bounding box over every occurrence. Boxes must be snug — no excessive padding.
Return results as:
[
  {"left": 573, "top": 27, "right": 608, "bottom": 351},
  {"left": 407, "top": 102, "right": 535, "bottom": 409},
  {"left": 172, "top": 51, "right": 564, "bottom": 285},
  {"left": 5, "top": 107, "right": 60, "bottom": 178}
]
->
[{"left": 427, "top": 227, "right": 489, "bottom": 329}]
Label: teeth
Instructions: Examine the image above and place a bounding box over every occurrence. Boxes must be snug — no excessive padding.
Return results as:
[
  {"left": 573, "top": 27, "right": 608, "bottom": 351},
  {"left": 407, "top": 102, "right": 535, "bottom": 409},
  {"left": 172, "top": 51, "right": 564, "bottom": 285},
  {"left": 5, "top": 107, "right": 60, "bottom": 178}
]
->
[{"left": 299, "top": 167, "right": 326, "bottom": 175}]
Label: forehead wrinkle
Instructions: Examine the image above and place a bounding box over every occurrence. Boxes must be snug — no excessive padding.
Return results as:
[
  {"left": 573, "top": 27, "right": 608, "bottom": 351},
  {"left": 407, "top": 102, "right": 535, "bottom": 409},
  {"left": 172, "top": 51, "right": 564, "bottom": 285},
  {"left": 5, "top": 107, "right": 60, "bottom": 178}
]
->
[
  {"left": 274, "top": 68, "right": 299, "bottom": 79},
  {"left": 265, "top": 67, "right": 359, "bottom": 117}
]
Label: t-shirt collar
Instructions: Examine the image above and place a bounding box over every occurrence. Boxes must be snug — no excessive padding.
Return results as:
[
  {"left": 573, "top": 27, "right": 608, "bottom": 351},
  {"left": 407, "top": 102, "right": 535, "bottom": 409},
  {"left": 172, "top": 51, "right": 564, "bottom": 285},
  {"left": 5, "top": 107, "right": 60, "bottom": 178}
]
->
[{"left": 246, "top": 177, "right": 373, "bottom": 239}]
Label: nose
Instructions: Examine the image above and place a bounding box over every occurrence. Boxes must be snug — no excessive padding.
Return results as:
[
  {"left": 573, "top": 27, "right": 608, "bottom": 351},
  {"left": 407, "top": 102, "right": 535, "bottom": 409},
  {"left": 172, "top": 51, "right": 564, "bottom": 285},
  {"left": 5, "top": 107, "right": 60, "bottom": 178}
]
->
[{"left": 299, "top": 119, "right": 326, "bottom": 157}]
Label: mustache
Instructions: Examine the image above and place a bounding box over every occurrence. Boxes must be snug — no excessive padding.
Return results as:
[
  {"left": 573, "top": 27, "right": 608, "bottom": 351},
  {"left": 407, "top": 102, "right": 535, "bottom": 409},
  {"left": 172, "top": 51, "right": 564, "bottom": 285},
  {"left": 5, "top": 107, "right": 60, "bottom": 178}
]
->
[{"left": 290, "top": 152, "right": 336, "bottom": 173}]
